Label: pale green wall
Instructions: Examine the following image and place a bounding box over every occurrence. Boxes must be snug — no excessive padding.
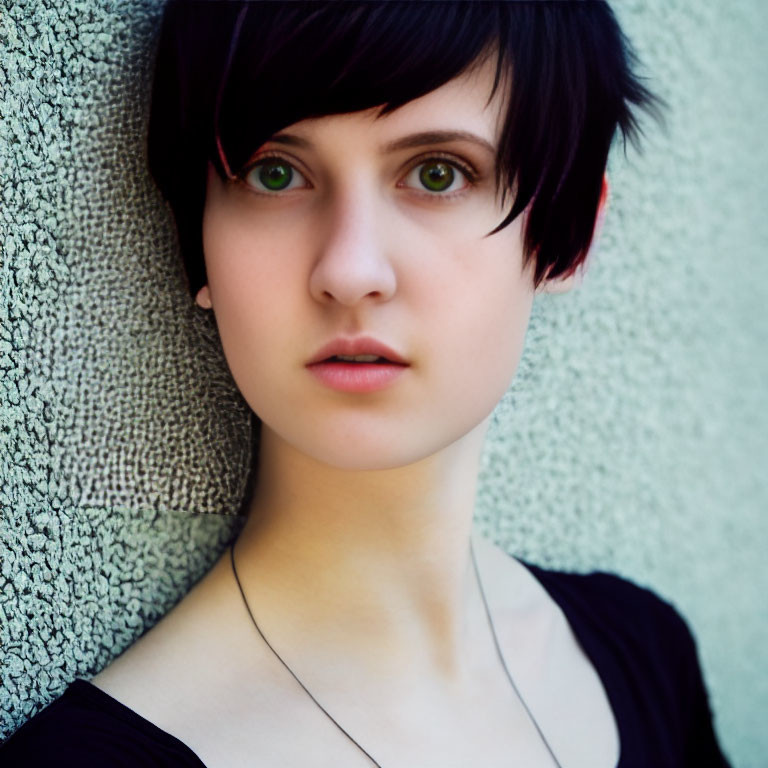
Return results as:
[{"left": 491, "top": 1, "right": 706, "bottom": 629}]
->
[
  {"left": 478, "top": 3, "right": 768, "bottom": 764},
  {"left": 2, "top": 2, "right": 766, "bottom": 764}
]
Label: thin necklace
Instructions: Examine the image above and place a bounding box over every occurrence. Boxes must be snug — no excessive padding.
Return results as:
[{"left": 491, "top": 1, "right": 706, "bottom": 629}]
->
[{"left": 229, "top": 538, "right": 563, "bottom": 768}]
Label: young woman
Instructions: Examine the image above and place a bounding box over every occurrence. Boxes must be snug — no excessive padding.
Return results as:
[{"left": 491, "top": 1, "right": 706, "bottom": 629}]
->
[{"left": 1, "top": 2, "right": 731, "bottom": 766}]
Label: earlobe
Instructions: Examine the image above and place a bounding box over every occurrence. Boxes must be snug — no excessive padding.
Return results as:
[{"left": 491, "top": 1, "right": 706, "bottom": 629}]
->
[
  {"left": 195, "top": 285, "right": 213, "bottom": 309},
  {"left": 535, "top": 173, "right": 610, "bottom": 296}
]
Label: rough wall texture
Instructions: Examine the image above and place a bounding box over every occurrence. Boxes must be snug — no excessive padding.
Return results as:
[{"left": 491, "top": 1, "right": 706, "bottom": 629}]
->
[{"left": 1, "top": 1, "right": 766, "bottom": 765}]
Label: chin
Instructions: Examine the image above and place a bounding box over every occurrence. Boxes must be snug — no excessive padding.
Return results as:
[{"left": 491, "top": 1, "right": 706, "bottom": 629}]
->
[
  {"left": 298, "top": 437, "right": 441, "bottom": 473},
  {"left": 280, "top": 414, "right": 490, "bottom": 473}
]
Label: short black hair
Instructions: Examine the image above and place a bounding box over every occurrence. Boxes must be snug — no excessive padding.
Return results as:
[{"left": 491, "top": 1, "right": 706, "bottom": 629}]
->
[{"left": 148, "top": 0, "right": 662, "bottom": 298}]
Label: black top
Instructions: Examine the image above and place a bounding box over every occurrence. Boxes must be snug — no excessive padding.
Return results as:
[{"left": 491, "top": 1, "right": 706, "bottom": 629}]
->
[{"left": 0, "top": 561, "right": 732, "bottom": 768}]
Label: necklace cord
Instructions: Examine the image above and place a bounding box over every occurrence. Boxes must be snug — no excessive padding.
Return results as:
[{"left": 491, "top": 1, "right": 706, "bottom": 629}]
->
[
  {"left": 469, "top": 540, "right": 563, "bottom": 767},
  {"left": 229, "top": 540, "right": 383, "bottom": 767},
  {"left": 230, "top": 537, "right": 563, "bottom": 768}
]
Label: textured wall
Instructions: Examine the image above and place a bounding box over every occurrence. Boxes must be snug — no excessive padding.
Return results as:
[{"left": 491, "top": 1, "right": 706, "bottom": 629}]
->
[
  {"left": 476, "top": 3, "right": 768, "bottom": 764},
  {"left": 1, "top": 1, "right": 766, "bottom": 765}
]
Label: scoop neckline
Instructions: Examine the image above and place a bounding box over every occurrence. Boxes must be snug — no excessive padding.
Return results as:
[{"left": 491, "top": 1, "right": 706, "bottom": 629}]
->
[
  {"left": 515, "top": 558, "right": 626, "bottom": 768},
  {"left": 72, "top": 559, "right": 626, "bottom": 768},
  {"left": 67, "top": 678, "right": 207, "bottom": 766}
]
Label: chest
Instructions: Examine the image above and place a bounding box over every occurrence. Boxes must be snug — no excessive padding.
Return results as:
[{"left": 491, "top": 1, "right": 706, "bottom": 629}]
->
[
  {"left": 163, "top": 661, "right": 618, "bottom": 768},
  {"left": 93, "top": 630, "right": 620, "bottom": 767},
  {"left": 91, "top": 544, "right": 620, "bottom": 767}
]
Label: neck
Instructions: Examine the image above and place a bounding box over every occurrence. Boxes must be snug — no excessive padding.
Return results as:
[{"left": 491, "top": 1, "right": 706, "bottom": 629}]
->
[{"left": 233, "top": 418, "right": 490, "bottom": 688}]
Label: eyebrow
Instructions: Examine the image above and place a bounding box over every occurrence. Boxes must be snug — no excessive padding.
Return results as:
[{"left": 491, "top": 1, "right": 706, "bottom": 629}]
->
[
  {"left": 383, "top": 130, "right": 496, "bottom": 156},
  {"left": 268, "top": 130, "right": 497, "bottom": 156}
]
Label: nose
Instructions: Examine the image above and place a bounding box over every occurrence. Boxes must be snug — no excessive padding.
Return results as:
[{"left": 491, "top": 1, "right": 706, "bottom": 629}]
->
[{"left": 308, "top": 182, "right": 397, "bottom": 307}]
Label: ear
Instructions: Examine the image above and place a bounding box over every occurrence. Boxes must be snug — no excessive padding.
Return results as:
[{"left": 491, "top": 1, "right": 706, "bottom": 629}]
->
[
  {"left": 535, "top": 173, "right": 610, "bottom": 295},
  {"left": 195, "top": 284, "right": 213, "bottom": 309}
]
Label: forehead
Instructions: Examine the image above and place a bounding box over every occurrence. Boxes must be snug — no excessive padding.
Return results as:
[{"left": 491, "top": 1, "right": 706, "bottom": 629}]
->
[{"left": 268, "top": 55, "right": 508, "bottom": 153}]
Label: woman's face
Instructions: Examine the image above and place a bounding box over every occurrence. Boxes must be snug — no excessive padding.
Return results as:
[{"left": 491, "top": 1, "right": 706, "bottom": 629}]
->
[{"left": 201, "top": 55, "right": 538, "bottom": 470}]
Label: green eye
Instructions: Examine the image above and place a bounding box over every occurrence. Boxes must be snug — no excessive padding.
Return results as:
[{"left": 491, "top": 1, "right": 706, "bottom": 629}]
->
[
  {"left": 419, "top": 161, "right": 455, "bottom": 192},
  {"left": 402, "top": 158, "right": 472, "bottom": 195},
  {"left": 241, "top": 157, "right": 307, "bottom": 193},
  {"left": 258, "top": 161, "right": 293, "bottom": 190}
]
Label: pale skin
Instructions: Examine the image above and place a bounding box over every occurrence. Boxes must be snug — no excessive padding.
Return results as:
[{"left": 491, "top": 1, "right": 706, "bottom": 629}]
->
[{"left": 92, "top": 54, "right": 616, "bottom": 767}]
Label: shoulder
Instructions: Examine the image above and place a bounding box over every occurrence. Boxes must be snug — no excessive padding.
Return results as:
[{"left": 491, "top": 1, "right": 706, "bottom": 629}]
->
[
  {"left": 0, "top": 679, "right": 205, "bottom": 767},
  {"left": 523, "top": 561, "right": 698, "bottom": 656},
  {"left": 523, "top": 562, "right": 733, "bottom": 766},
  {"left": 476, "top": 534, "right": 698, "bottom": 669},
  {"left": 522, "top": 562, "right": 719, "bottom": 724}
]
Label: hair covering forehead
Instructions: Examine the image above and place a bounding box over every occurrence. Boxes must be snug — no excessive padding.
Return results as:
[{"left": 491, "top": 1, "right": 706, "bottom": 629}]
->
[{"left": 217, "top": 1, "right": 503, "bottom": 174}]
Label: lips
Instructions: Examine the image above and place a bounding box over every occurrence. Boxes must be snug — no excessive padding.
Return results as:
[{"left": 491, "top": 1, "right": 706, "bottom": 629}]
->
[
  {"left": 306, "top": 336, "right": 410, "bottom": 393},
  {"left": 306, "top": 336, "right": 409, "bottom": 366}
]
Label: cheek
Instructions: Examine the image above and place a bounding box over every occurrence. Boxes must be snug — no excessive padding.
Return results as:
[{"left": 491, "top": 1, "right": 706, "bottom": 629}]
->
[
  {"left": 416, "top": 245, "right": 534, "bottom": 444},
  {"left": 203, "top": 199, "right": 297, "bottom": 304},
  {"left": 455, "top": 268, "right": 533, "bottom": 409},
  {"left": 201, "top": 200, "right": 304, "bottom": 410},
  {"left": 422, "top": 221, "right": 534, "bottom": 396}
]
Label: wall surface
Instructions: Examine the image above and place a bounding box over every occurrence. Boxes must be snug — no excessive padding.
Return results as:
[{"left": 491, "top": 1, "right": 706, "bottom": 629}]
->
[
  {"left": 478, "top": 3, "right": 768, "bottom": 764},
  {"left": 2, "top": 1, "right": 766, "bottom": 765}
]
